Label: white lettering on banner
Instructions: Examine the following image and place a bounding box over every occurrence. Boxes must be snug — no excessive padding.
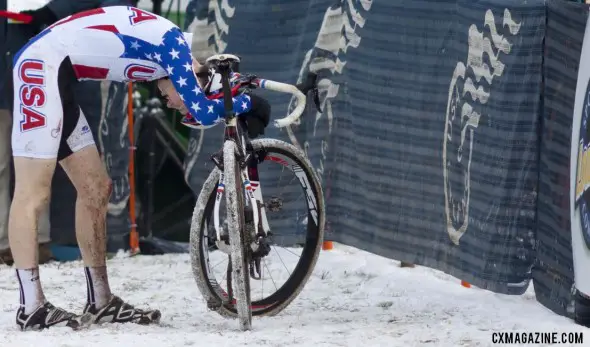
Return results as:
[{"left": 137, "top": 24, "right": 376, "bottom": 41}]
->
[
  {"left": 183, "top": 0, "right": 235, "bottom": 183},
  {"left": 443, "top": 9, "right": 521, "bottom": 245},
  {"left": 286, "top": 0, "right": 373, "bottom": 184},
  {"left": 570, "top": 11, "right": 590, "bottom": 301},
  {"left": 185, "top": 0, "right": 235, "bottom": 59}
]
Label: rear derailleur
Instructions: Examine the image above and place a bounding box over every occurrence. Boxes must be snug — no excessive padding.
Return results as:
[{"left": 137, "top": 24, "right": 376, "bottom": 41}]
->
[{"left": 249, "top": 233, "right": 271, "bottom": 280}]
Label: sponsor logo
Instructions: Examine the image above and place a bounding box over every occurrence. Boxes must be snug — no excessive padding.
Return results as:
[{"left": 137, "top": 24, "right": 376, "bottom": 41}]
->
[
  {"left": 574, "top": 75, "right": 590, "bottom": 250},
  {"left": 293, "top": 165, "right": 319, "bottom": 226},
  {"left": 442, "top": 9, "right": 521, "bottom": 244},
  {"left": 51, "top": 118, "right": 62, "bottom": 138},
  {"left": 287, "top": 0, "right": 373, "bottom": 185},
  {"left": 124, "top": 64, "right": 157, "bottom": 81},
  {"left": 184, "top": 0, "right": 236, "bottom": 57},
  {"left": 18, "top": 59, "right": 47, "bottom": 132}
]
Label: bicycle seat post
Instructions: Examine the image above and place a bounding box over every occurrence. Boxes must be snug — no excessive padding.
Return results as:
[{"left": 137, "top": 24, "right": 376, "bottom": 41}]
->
[{"left": 217, "top": 63, "right": 234, "bottom": 122}]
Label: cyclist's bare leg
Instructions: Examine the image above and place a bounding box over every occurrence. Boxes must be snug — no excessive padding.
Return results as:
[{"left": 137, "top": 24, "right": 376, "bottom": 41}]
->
[
  {"left": 59, "top": 145, "right": 113, "bottom": 307},
  {"left": 8, "top": 157, "right": 55, "bottom": 313},
  {"left": 60, "top": 145, "right": 161, "bottom": 324},
  {"left": 9, "top": 158, "right": 54, "bottom": 269}
]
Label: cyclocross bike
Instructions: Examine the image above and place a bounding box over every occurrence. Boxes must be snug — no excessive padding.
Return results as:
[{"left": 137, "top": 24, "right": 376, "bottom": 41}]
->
[{"left": 189, "top": 54, "right": 326, "bottom": 331}]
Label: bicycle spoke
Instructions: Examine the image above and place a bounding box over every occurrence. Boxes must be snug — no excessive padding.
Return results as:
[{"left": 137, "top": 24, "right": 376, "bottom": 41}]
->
[
  {"left": 262, "top": 259, "right": 279, "bottom": 293},
  {"left": 276, "top": 246, "right": 302, "bottom": 258},
  {"left": 212, "top": 256, "right": 227, "bottom": 273},
  {"left": 273, "top": 246, "right": 292, "bottom": 277}
]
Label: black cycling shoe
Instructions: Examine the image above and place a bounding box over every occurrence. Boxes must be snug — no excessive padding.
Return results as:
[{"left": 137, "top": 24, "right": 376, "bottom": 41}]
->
[
  {"left": 16, "top": 302, "right": 93, "bottom": 331},
  {"left": 83, "top": 295, "right": 161, "bottom": 325}
]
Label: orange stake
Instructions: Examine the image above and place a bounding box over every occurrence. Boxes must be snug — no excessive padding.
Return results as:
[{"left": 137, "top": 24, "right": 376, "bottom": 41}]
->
[{"left": 128, "top": 82, "right": 140, "bottom": 254}]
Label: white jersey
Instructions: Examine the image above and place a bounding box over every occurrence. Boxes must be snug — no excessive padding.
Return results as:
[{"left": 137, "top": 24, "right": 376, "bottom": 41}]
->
[
  {"left": 14, "top": 6, "right": 251, "bottom": 127},
  {"left": 12, "top": 6, "right": 251, "bottom": 160}
]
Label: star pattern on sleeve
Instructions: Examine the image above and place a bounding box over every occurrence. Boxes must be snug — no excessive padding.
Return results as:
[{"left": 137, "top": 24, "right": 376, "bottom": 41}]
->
[{"left": 116, "top": 27, "right": 252, "bottom": 128}]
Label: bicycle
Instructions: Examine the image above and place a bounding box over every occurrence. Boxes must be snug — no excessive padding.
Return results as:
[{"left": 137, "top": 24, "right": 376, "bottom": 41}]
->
[{"left": 189, "top": 54, "right": 326, "bottom": 331}]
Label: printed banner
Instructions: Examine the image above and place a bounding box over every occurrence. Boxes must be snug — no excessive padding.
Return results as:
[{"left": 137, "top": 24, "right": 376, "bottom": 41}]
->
[
  {"left": 182, "top": 0, "right": 545, "bottom": 294},
  {"left": 570, "top": 0, "right": 590, "bottom": 318},
  {"left": 536, "top": 0, "right": 589, "bottom": 319}
]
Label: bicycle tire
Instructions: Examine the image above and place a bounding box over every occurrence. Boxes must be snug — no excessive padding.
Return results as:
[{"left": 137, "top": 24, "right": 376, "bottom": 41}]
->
[
  {"left": 190, "top": 138, "right": 325, "bottom": 318},
  {"left": 223, "top": 140, "right": 252, "bottom": 330}
]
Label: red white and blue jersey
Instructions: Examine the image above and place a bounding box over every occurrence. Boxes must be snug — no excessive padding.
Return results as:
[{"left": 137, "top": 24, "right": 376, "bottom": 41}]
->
[{"left": 14, "top": 5, "right": 251, "bottom": 128}]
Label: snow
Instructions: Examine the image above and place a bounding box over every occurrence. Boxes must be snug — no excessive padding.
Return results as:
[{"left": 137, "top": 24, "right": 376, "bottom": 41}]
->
[{"left": 0, "top": 244, "right": 588, "bottom": 347}]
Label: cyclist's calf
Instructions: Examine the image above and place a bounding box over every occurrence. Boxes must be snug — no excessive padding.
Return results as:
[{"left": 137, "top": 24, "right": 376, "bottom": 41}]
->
[
  {"left": 60, "top": 147, "right": 112, "bottom": 213},
  {"left": 12, "top": 158, "right": 54, "bottom": 217},
  {"left": 75, "top": 173, "right": 112, "bottom": 214}
]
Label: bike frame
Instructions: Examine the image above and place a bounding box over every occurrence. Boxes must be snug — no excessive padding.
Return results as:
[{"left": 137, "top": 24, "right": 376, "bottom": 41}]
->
[
  {"left": 210, "top": 60, "right": 266, "bottom": 255},
  {"left": 203, "top": 53, "right": 316, "bottom": 258},
  {"left": 191, "top": 54, "right": 323, "bottom": 331}
]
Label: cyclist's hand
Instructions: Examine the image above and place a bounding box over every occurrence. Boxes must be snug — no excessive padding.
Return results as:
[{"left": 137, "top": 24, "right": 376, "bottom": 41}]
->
[{"left": 232, "top": 73, "right": 258, "bottom": 87}]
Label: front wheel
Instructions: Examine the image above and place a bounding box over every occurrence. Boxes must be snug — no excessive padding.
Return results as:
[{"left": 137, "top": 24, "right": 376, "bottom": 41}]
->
[{"left": 190, "top": 138, "right": 325, "bottom": 319}]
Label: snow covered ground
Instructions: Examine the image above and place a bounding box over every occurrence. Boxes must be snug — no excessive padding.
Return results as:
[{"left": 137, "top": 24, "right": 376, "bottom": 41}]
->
[{"left": 0, "top": 244, "right": 588, "bottom": 347}]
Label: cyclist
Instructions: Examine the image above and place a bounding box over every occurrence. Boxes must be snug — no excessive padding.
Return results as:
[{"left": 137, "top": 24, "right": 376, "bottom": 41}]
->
[{"left": 9, "top": 5, "right": 269, "bottom": 331}]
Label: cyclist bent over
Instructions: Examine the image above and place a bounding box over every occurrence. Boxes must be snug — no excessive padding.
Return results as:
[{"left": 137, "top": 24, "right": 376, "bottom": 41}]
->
[{"left": 10, "top": 5, "right": 267, "bottom": 330}]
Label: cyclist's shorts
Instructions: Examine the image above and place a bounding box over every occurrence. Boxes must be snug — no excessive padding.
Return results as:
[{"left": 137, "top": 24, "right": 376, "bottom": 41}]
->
[{"left": 11, "top": 42, "right": 94, "bottom": 161}]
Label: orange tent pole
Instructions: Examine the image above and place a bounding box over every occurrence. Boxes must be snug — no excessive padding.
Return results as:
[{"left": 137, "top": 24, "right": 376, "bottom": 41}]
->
[{"left": 128, "top": 82, "right": 140, "bottom": 254}]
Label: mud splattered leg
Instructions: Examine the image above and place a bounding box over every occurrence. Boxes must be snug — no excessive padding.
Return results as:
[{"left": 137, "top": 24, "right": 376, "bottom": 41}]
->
[{"left": 60, "top": 145, "right": 113, "bottom": 307}]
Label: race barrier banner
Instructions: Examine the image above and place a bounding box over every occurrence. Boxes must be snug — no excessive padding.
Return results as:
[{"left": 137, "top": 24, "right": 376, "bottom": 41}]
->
[
  {"left": 179, "top": 0, "right": 590, "bottom": 325},
  {"left": 569, "top": 1, "right": 590, "bottom": 325},
  {"left": 536, "top": 0, "right": 588, "bottom": 320},
  {"left": 182, "top": 0, "right": 547, "bottom": 297}
]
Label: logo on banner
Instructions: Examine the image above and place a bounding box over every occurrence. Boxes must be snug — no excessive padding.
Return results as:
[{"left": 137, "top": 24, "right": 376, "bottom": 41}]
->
[
  {"left": 573, "top": 80, "right": 590, "bottom": 250},
  {"left": 184, "top": 0, "right": 235, "bottom": 58},
  {"left": 183, "top": 0, "right": 235, "bottom": 185},
  {"left": 286, "top": 0, "right": 374, "bottom": 184},
  {"left": 443, "top": 9, "right": 521, "bottom": 245}
]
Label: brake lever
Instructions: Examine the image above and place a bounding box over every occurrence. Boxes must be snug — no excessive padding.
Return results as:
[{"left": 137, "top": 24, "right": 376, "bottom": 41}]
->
[{"left": 296, "top": 72, "right": 322, "bottom": 114}]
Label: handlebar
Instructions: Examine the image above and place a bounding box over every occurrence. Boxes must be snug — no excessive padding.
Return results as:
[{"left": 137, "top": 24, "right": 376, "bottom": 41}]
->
[
  {"left": 252, "top": 78, "right": 307, "bottom": 128},
  {"left": 204, "top": 53, "right": 321, "bottom": 128}
]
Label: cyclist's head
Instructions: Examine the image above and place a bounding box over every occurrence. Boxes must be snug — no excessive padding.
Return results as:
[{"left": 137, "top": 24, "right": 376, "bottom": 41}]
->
[
  {"left": 157, "top": 77, "right": 188, "bottom": 115},
  {"left": 157, "top": 54, "right": 211, "bottom": 115}
]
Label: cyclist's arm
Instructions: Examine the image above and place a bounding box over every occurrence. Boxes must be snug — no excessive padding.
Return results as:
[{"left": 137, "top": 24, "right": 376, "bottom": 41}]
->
[{"left": 158, "top": 28, "right": 253, "bottom": 127}]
